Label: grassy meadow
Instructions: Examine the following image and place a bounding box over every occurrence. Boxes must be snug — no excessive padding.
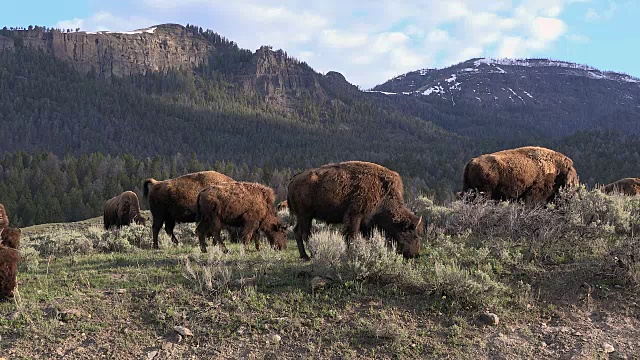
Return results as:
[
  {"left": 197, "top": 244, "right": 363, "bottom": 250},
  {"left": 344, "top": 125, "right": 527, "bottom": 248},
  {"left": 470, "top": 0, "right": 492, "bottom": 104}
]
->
[{"left": 1, "top": 188, "right": 640, "bottom": 359}]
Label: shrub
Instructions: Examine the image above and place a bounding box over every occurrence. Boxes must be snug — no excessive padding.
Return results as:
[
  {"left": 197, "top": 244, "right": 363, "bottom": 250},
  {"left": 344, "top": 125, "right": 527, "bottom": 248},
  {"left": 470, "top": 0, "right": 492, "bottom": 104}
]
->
[
  {"left": 559, "top": 187, "right": 640, "bottom": 236},
  {"left": 18, "top": 245, "right": 40, "bottom": 272},
  {"left": 94, "top": 224, "right": 149, "bottom": 252},
  {"left": 173, "top": 223, "right": 198, "bottom": 245},
  {"left": 421, "top": 233, "right": 513, "bottom": 308},
  {"left": 27, "top": 230, "right": 93, "bottom": 257},
  {"left": 309, "top": 229, "right": 346, "bottom": 280},
  {"left": 309, "top": 229, "right": 423, "bottom": 286},
  {"left": 429, "top": 261, "right": 505, "bottom": 307},
  {"left": 184, "top": 247, "right": 233, "bottom": 295}
]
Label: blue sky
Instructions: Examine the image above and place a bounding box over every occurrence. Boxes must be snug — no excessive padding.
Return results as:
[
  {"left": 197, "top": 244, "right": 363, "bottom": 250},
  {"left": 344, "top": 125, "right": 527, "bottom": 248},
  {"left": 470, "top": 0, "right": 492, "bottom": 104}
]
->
[{"left": 1, "top": 0, "right": 637, "bottom": 88}]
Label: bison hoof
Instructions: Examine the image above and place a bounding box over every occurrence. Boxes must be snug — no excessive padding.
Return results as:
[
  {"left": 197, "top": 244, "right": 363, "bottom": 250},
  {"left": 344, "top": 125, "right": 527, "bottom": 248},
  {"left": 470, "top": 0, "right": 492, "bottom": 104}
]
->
[{"left": 200, "top": 247, "right": 207, "bottom": 253}]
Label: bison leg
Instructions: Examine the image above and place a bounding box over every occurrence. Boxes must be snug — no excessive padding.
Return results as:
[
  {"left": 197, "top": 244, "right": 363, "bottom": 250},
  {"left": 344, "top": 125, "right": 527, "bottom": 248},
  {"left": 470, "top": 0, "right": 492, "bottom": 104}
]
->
[
  {"left": 294, "top": 216, "right": 312, "bottom": 260},
  {"left": 164, "top": 218, "right": 179, "bottom": 245},
  {"left": 239, "top": 223, "right": 260, "bottom": 251},
  {"left": 196, "top": 220, "right": 209, "bottom": 253},
  {"left": 152, "top": 219, "right": 163, "bottom": 249},
  {"left": 342, "top": 214, "right": 363, "bottom": 249},
  {"left": 212, "top": 221, "right": 228, "bottom": 254},
  {"left": 207, "top": 216, "right": 228, "bottom": 253}
]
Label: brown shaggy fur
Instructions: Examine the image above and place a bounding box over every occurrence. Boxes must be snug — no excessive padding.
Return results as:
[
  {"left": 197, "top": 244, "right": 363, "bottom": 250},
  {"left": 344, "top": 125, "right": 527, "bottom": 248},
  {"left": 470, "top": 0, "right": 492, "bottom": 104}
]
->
[
  {"left": 462, "top": 146, "right": 579, "bottom": 204},
  {"left": 603, "top": 178, "right": 640, "bottom": 196},
  {"left": 0, "top": 227, "right": 21, "bottom": 249},
  {"left": 276, "top": 200, "right": 288, "bottom": 212},
  {"left": 103, "top": 191, "right": 146, "bottom": 229},
  {"left": 0, "top": 203, "right": 9, "bottom": 229},
  {"left": 287, "top": 161, "right": 423, "bottom": 260},
  {"left": 0, "top": 227, "right": 20, "bottom": 301},
  {"left": 143, "top": 171, "right": 234, "bottom": 249},
  {"left": 196, "top": 182, "right": 287, "bottom": 252}
]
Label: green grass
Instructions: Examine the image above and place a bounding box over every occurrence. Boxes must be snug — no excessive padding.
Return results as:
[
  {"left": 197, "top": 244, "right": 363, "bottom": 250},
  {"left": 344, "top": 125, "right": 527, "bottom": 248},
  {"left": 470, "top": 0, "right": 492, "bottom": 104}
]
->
[{"left": 2, "top": 194, "right": 640, "bottom": 359}]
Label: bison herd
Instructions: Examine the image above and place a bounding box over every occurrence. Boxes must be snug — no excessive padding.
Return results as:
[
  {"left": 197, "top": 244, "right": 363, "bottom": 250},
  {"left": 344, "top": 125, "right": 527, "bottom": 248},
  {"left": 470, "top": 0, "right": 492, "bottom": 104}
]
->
[{"left": 1, "top": 146, "right": 639, "bottom": 301}]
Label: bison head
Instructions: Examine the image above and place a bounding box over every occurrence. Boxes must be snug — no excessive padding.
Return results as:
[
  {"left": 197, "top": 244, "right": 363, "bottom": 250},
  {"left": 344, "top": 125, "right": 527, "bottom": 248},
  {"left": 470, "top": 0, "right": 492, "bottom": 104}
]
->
[
  {"left": 392, "top": 213, "right": 423, "bottom": 259},
  {"left": 565, "top": 166, "right": 579, "bottom": 189},
  {"left": 0, "top": 227, "right": 21, "bottom": 249},
  {"left": 266, "top": 220, "right": 288, "bottom": 250},
  {"left": 134, "top": 214, "right": 146, "bottom": 226}
]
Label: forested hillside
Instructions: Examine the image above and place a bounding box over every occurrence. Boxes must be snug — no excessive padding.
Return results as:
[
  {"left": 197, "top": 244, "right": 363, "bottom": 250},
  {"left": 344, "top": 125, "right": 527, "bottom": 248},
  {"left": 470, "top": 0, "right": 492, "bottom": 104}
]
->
[{"left": 0, "top": 24, "right": 639, "bottom": 226}]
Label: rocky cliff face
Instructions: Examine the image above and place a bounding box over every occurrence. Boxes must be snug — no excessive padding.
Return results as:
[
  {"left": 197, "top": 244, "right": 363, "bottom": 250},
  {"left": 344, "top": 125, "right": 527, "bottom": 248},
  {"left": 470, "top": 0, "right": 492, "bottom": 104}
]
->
[
  {"left": 3, "top": 24, "right": 212, "bottom": 77},
  {"left": 0, "top": 35, "right": 14, "bottom": 50},
  {"left": 237, "top": 46, "right": 329, "bottom": 111},
  {"left": 0, "top": 23, "right": 356, "bottom": 114}
]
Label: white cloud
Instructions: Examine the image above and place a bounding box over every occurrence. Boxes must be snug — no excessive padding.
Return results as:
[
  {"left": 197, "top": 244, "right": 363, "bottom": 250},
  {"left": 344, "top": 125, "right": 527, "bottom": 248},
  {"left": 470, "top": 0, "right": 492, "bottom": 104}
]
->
[
  {"left": 584, "top": 1, "right": 617, "bottom": 21},
  {"left": 530, "top": 17, "right": 567, "bottom": 42},
  {"left": 55, "top": 0, "right": 593, "bottom": 88},
  {"left": 498, "top": 36, "right": 524, "bottom": 57},
  {"left": 55, "top": 11, "right": 157, "bottom": 33},
  {"left": 320, "top": 29, "right": 368, "bottom": 49},
  {"left": 297, "top": 51, "right": 315, "bottom": 61},
  {"left": 565, "top": 33, "right": 590, "bottom": 43},
  {"left": 56, "top": 18, "right": 84, "bottom": 30}
]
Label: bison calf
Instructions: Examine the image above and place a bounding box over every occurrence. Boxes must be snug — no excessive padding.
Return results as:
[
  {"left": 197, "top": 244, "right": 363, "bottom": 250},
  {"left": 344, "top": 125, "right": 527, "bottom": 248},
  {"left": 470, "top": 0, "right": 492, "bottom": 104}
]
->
[
  {"left": 143, "top": 171, "right": 234, "bottom": 249},
  {"left": 196, "top": 182, "right": 287, "bottom": 253},
  {"left": 462, "top": 146, "right": 579, "bottom": 204},
  {"left": 287, "top": 161, "right": 423, "bottom": 260},
  {"left": 0, "top": 227, "right": 20, "bottom": 301},
  {"left": 104, "top": 191, "right": 146, "bottom": 229},
  {"left": 602, "top": 178, "right": 640, "bottom": 196}
]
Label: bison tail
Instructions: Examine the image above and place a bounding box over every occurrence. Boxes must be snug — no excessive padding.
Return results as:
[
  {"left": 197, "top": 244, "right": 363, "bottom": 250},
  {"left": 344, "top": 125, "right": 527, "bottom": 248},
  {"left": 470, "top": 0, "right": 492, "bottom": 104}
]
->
[{"left": 142, "top": 178, "right": 157, "bottom": 199}]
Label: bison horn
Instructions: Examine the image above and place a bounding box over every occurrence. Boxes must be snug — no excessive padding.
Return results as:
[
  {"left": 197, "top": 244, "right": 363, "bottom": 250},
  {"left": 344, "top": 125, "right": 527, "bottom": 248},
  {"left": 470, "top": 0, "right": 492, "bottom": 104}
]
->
[{"left": 416, "top": 216, "right": 422, "bottom": 228}]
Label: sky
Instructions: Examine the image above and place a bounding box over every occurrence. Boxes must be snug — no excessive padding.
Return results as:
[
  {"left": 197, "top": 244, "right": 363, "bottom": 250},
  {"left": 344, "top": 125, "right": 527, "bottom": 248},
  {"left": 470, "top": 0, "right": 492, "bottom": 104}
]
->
[{"left": 1, "top": 0, "right": 637, "bottom": 88}]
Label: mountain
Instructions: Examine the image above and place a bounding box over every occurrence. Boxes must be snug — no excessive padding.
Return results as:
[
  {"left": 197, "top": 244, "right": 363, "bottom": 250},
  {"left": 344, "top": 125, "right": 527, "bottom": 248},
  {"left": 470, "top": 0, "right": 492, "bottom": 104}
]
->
[
  {"left": 0, "top": 23, "right": 639, "bottom": 226},
  {"left": 372, "top": 58, "right": 640, "bottom": 139},
  {"left": 0, "top": 24, "right": 466, "bottom": 206}
]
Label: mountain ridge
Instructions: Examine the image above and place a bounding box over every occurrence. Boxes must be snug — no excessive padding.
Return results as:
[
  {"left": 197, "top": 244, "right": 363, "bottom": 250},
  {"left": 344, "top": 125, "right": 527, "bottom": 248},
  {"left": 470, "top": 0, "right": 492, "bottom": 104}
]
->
[
  {"left": 371, "top": 57, "right": 640, "bottom": 139},
  {"left": 0, "top": 22, "right": 638, "bottom": 218}
]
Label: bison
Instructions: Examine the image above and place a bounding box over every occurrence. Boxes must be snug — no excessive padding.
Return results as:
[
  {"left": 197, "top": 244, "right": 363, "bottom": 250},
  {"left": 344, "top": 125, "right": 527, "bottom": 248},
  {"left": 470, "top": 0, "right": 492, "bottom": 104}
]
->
[
  {"left": 103, "top": 191, "right": 146, "bottom": 229},
  {"left": 196, "top": 182, "right": 287, "bottom": 253},
  {"left": 0, "top": 227, "right": 20, "bottom": 301},
  {"left": 602, "top": 178, "right": 640, "bottom": 196},
  {"left": 287, "top": 161, "right": 423, "bottom": 260},
  {"left": 143, "top": 171, "right": 234, "bottom": 249},
  {"left": 461, "top": 146, "right": 579, "bottom": 204},
  {"left": 0, "top": 203, "right": 9, "bottom": 229}
]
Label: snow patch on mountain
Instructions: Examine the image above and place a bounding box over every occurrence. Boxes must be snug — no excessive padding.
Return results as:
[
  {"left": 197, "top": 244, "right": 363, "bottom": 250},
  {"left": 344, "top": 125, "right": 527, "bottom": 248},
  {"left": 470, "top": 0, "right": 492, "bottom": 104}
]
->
[
  {"left": 87, "top": 27, "right": 157, "bottom": 35},
  {"left": 507, "top": 88, "right": 525, "bottom": 104},
  {"left": 474, "top": 58, "right": 597, "bottom": 71},
  {"left": 423, "top": 85, "right": 444, "bottom": 96},
  {"left": 365, "top": 90, "right": 397, "bottom": 95}
]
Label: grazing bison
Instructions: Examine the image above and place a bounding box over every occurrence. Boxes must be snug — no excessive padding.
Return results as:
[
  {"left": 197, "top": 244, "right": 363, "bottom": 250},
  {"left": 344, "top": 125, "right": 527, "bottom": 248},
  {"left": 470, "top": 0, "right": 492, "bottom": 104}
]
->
[
  {"left": 103, "top": 191, "right": 146, "bottom": 229},
  {"left": 287, "top": 161, "right": 423, "bottom": 260},
  {"left": 196, "top": 182, "right": 287, "bottom": 253},
  {"left": 602, "top": 178, "right": 640, "bottom": 196},
  {"left": 143, "top": 171, "right": 234, "bottom": 249},
  {"left": 0, "top": 203, "right": 9, "bottom": 229},
  {"left": 462, "top": 146, "right": 579, "bottom": 204},
  {"left": 276, "top": 200, "right": 288, "bottom": 212},
  {"left": 0, "top": 227, "right": 20, "bottom": 301}
]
